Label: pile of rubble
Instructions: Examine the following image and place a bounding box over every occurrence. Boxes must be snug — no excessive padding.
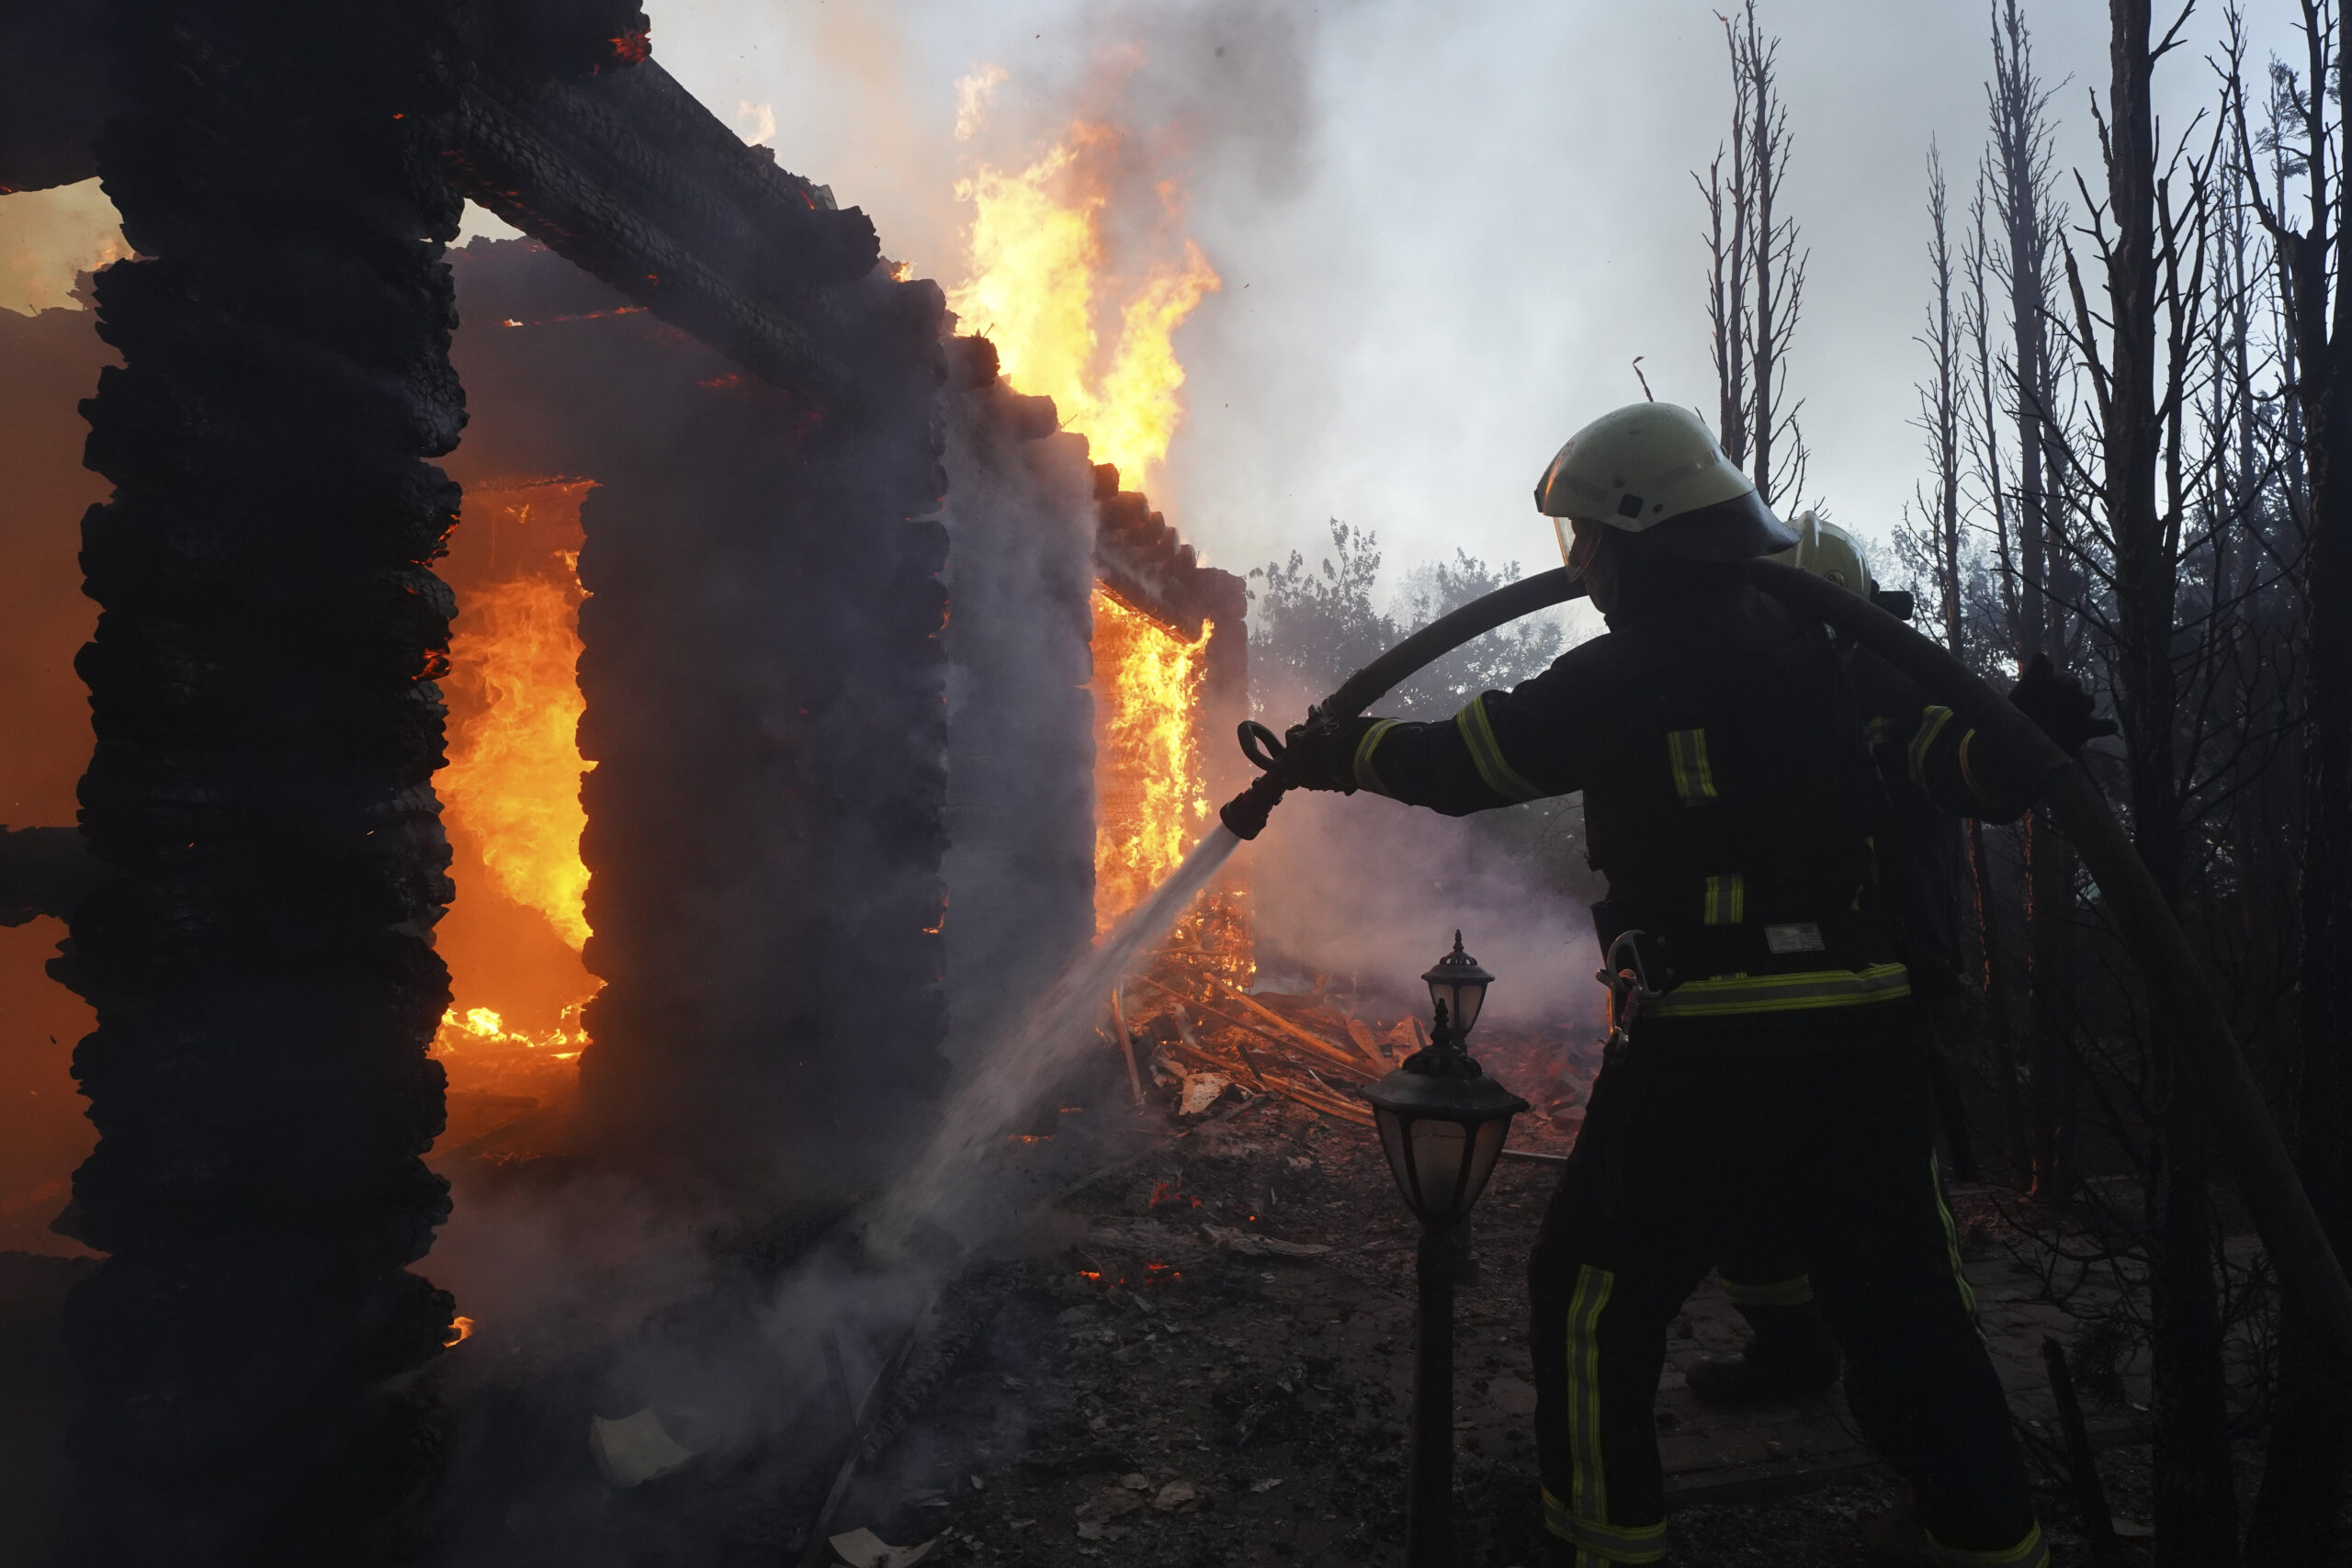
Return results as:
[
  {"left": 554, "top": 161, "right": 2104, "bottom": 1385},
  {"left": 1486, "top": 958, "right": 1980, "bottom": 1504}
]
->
[{"left": 1111, "top": 976, "right": 1600, "bottom": 1136}]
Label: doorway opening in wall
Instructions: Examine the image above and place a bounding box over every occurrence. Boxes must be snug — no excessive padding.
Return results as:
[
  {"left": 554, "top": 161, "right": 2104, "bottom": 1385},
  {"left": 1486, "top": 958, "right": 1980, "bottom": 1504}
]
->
[{"left": 429, "top": 479, "right": 601, "bottom": 1137}]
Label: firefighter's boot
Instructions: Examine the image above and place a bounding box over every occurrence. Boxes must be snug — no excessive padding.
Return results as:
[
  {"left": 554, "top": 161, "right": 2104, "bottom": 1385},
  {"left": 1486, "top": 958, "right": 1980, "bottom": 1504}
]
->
[
  {"left": 1684, "top": 1303, "right": 1841, "bottom": 1404},
  {"left": 1858, "top": 1498, "right": 1929, "bottom": 1562}
]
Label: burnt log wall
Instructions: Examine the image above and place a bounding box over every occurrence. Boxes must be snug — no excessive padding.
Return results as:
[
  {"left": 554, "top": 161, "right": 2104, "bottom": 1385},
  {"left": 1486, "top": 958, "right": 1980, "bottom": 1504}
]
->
[
  {"left": 938, "top": 342, "right": 1099, "bottom": 1066},
  {"left": 446, "top": 240, "right": 952, "bottom": 1198},
  {"left": 61, "top": 1, "right": 467, "bottom": 1561},
  {"left": 577, "top": 276, "right": 950, "bottom": 1197}
]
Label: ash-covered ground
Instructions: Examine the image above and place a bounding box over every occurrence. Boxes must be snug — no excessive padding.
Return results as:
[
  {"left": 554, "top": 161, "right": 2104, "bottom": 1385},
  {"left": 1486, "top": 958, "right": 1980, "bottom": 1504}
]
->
[{"left": 815, "top": 1086, "right": 2177, "bottom": 1568}]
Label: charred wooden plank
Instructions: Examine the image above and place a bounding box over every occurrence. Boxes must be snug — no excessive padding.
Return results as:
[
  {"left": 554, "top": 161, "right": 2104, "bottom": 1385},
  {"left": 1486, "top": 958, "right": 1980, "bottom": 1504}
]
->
[{"left": 444, "top": 55, "right": 886, "bottom": 405}]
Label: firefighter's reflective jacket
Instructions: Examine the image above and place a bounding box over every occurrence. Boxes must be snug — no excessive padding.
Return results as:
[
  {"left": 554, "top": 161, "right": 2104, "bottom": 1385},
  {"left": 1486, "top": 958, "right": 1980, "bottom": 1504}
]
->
[
  {"left": 1845, "top": 639, "right": 2020, "bottom": 998},
  {"left": 1336, "top": 578, "right": 2025, "bottom": 1021}
]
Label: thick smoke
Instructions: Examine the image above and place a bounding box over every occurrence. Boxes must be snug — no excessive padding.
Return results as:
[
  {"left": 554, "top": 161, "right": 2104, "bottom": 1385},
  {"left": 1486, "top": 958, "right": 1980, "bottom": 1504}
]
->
[
  {"left": 1248, "top": 787, "right": 1602, "bottom": 1030},
  {"left": 1242, "top": 524, "right": 1607, "bottom": 1028},
  {"left": 1062, "top": 0, "right": 1319, "bottom": 204}
]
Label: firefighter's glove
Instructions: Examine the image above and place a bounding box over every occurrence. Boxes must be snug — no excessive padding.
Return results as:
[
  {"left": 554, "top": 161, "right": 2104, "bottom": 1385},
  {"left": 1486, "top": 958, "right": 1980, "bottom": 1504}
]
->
[
  {"left": 1280, "top": 716, "right": 1363, "bottom": 794},
  {"left": 2007, "top": 655, "right": 2117, "bottom": 756}
]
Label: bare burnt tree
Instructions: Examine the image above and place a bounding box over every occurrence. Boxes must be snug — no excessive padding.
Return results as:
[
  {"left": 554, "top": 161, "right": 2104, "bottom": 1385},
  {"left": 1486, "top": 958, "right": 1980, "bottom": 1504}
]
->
[
  {"left": 2053, "top": 3, "right": 2241, "bottom": 1554},
  {"left": 2226, "top": 3, "right": 2352, "bottom": 1557},
  {"left": 1902, "top": 141, "right": 1968, "bottom": 662},
  {"left": 1698, "top": 43, "right": 1753, "bottom": 473},
  {"left": 1698, "top": 1, "right": 1808, "bottom": 507},
  {"left": 1736, "top": 2, "right": 1809, "bottom": 511},
  {"left": 1898, "top": 144, "right": 2032, "bottom": 1165},
  {"left": 1957, "top": 172, "right": 2033, "bottom": 1139},
  {"left": 1982, "top": 0, "right": 2083, "bottom": 1199}
]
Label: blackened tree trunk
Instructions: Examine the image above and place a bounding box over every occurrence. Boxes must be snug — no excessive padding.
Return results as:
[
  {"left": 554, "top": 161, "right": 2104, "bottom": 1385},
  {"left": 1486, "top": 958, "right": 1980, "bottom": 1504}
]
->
[
  {"left": 1985, "top": 0, "right": 2078, "bottom": 1200},
  {"left": 1905, "top": 142, "right": 2025, "bottom": 1168},
  {"left": 1960, "top": 171, "right": 2031, "bottom": 1168},
  {"left": 58, "top": 2, "right": 466, "bottom": 1562},
  {"left": 2240, "top": 3, "right": 2352, "bottom": 1558},
  {"left": 2068, "top": 5, "right": 2235, "bottom": 1560}
]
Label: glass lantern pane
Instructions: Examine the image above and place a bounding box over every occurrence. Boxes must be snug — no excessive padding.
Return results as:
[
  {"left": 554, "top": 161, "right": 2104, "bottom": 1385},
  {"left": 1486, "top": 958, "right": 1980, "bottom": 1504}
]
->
[
  {"left": 1408, "top": 1119, "right": 1470, "bottom": 1220},
  {"left": 1455, "top": 1116, "right": 1514, "bottom": 1216},
  {"left": 1373, "top": 1107, "right": 1419, "bottom": 1213},
  {"left": 1453, "top": 981, "right": 1486, "bottom": 1035}
]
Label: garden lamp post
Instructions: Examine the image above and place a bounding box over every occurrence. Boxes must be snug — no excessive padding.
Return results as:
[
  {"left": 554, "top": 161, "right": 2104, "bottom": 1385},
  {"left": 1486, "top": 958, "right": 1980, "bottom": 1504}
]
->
[{"left": 1360, "top": 932, "right": 1528, "bottom": 1567}]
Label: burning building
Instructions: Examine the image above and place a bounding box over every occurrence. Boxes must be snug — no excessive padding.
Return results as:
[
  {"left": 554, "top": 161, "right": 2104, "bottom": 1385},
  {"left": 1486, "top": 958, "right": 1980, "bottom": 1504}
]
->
[{"left": 0, "top": 2, "right": 1248, "bottom": 1562}]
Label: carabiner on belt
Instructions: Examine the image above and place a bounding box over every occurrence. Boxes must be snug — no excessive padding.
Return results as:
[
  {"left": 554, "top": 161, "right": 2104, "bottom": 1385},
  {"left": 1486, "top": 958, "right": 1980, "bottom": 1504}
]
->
[{"left": 1597, "top": 930, "right": 1668, "bottom": 1061}]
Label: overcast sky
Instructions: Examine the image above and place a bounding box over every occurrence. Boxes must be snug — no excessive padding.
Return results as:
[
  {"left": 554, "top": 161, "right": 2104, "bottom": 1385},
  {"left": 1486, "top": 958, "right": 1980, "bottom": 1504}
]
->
[
  {"left": 4, "top": 3, "right": 2306, "bottom": 600},
  {"left": 643, "top": 0, "right": 2300, "bottom": 597}
]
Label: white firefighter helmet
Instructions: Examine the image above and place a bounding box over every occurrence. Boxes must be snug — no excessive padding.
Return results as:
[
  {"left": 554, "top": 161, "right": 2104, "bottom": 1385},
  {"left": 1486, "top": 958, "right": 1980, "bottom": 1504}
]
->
[
  {"left": 1534, "top": 402, "right": 1798, "bottom": 565},
  {"left": 1769, "top": 509, "right": 1872, "bottom": 594}
]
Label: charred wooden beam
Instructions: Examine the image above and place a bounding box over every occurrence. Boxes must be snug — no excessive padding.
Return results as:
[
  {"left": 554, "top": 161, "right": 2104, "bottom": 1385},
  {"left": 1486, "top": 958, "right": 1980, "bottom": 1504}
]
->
[
  {"left": 60, "top": 1, "right": 465, "bottom": 1560},
  {"left": 444, "top": 49, "right": 881, "bottom": 405}
]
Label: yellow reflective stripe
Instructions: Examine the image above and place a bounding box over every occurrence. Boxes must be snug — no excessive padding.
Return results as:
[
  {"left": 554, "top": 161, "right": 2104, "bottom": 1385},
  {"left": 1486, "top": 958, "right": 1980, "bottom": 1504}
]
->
[
  {"left": 1702, "top": 873, "right": 1745, "bottom": 926},
  {"left": 1643, "top": 963, "right": 1913, "bottom": 1019},
  {"left": 1908, "top": 705, "right": 1957, "bottom": 789},
  {"left": 1563, "top": 1265, "right": 1615, "bottom": 1529},
  {"left": 1455, "top": 694, "right": 1545, "bottom": 802},
  {"left": 1958, "top": 728, "right": 1991, "bottom": 801},
  {"left": 1351, "top": 718, "right": 1402, "bottom": 795},
  {"left": 1931, "top": 1149, "right": 1979, "bottom": 1321},
  {"left": 1540, "top": 1490, "right": 1668, "bottom": 1564},
  {"left": 1666, "top": 727, "right": 1718, "bottom": 803},
  {"left": 1865, "top": 714, "right": 1891, "bottom": 745},
  {"left": 1723, "top": 1272, "right": 1814, "bottom": 1308},
  {"left": 1927, "top": 1522, "right": 2048, "bottom": 1567}
]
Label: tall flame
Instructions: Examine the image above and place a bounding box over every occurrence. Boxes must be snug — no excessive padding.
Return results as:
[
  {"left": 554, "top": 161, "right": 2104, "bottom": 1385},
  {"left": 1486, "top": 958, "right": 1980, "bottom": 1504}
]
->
[
  {"left": 1091, "top": 590, "right": 1210, "bottom": 929},
  {"left": 947, "top": 120, "right": 1220, "bottom": 491},
  {"left": 438, "top": 560, "right": 594, "bottom": 949}
]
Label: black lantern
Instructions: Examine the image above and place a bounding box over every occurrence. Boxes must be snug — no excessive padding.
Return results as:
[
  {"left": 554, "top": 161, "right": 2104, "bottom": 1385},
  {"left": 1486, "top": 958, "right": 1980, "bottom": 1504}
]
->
[
  {"left": 1420, "top": 930, "right": 1495, "bottom": 1041},
  {"left": 1360, "top": 934, "right": 1528, "bottom": 1568}
]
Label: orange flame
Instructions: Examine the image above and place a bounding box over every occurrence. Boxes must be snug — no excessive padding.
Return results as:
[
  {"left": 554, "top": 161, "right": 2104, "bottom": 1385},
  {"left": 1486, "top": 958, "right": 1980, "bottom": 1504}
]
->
[
  {"left": 431, "top": 1002, "right": 589, "bottom": 1066},
  {"left": 947, "top": 119, "right": 1220, "bottom": 491},
  {"left": 433, "top": 515, "right": 602, "bottom": 1104},
  {"left": 445, "top": 1315, "right": 475, "bottom": 1348},
  {"left": 439, "top": 558, "right": 594, "bottom": 950},
  {"left": 1091, "top": 591, "right": 1210, "bottom": 930}
]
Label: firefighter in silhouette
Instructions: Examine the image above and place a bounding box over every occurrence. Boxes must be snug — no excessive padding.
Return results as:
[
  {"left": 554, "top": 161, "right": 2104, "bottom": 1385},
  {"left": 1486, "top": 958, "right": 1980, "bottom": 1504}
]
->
[
  {"left": 1690, "top": 512, "right": 2001, "bottom": 1408},
  {"left": 1279, "top": 402, "right": 2102, "bottom": 1568}
]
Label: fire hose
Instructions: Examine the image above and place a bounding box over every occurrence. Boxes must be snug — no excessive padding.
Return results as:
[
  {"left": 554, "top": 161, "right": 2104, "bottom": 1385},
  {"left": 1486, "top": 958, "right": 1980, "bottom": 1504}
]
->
[{"left": 1216, "top": 557, "right": 2352, "bottom": 1359}]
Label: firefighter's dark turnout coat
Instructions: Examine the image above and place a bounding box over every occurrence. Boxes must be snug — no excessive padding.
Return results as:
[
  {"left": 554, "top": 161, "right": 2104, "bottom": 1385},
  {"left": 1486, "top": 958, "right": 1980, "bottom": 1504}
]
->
[{"left": 1331, "top": 574, "right": 2047, "bottom": 1568}]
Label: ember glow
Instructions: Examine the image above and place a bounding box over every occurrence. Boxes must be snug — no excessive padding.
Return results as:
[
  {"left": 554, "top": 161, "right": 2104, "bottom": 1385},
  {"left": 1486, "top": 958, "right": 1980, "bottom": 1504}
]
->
[
  {"left": 947, "top": 119, "right": 1221, "bottom": 491},
  {"left": 1091, "top": 590, "right": 1210, "bottom": 930}
]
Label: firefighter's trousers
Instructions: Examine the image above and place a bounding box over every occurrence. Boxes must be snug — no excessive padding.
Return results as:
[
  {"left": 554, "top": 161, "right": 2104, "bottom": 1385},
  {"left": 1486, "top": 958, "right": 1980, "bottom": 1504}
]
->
[{"left": 1529, "top": 1003, "right": 2045, "bottom": 1567}]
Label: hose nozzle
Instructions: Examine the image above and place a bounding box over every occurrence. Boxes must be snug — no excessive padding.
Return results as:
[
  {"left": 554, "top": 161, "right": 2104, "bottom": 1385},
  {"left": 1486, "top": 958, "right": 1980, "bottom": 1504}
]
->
[
  {"left": 1217, "top": 770, "right": 1290, "bottom": 840},
  {"left": 1218, "top": 718, "right": 1296, "bottom": 840}
]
